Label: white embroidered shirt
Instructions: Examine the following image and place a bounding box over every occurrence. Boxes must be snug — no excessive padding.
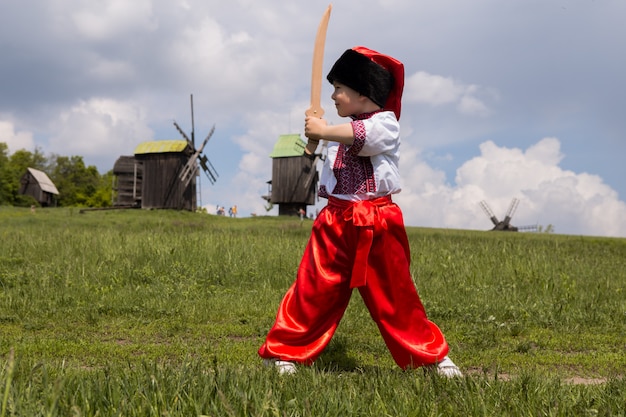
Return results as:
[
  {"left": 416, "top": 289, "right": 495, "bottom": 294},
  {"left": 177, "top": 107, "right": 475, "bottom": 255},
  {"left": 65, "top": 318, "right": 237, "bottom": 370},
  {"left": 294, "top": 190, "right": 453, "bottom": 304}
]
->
[{"left": 318, "top": 110, "right": 402, "bottom": 201}]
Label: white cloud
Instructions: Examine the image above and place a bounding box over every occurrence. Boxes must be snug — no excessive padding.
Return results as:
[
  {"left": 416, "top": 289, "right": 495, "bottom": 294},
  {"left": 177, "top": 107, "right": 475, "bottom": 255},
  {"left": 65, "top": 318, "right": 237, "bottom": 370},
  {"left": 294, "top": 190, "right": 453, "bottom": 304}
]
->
[
  {"left": 396, "top": 138, "right": 626, "bottom": 237},
  {"left": 455, "top": 139, "right": 566, "bottom": 195},
  {"left": 86, "top": 57, "right": 136, "bottom": 82},
  {"left": 458, "top": 94, "right": 490, "bottom": 117},
  {"left": 48, "top": 98, "right": 153, "bottom": 162},
  {"left": 163, "top": 15, "right": 296, "bottom": 115},
  {"left": 0, "top": 120, "right": 35, "bottom": 153},
  {"left": 404, "top": 71, "right": 494, "bottom": 116},
  {"left": 70, "top": 0, "right": 157, "bottom": 41}
]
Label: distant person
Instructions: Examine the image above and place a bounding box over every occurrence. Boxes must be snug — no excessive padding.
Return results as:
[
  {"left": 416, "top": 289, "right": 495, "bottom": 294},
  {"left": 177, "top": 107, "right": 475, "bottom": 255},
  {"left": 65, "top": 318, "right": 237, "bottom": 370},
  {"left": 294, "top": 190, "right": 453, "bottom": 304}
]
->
[
  {"left": 259, "top": 46, "right": 462, "bottom": 377},
  {"left": 232, "top": 205, "right": 238, "bottom": 218}
]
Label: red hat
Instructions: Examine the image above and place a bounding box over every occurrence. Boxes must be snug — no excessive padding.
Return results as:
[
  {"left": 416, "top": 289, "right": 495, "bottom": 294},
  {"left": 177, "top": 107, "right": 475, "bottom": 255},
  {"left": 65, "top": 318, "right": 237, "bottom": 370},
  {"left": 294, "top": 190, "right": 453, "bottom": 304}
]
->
[{"left": 326, "top": 46, "right": 404, "bottom": 119}]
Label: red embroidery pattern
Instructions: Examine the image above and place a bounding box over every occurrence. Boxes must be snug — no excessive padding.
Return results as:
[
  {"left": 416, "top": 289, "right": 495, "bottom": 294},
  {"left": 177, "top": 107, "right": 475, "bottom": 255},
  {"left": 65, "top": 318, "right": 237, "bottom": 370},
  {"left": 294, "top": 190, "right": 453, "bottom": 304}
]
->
[{"left": 331, "top": 119, "right": 376, "bottom": 195}]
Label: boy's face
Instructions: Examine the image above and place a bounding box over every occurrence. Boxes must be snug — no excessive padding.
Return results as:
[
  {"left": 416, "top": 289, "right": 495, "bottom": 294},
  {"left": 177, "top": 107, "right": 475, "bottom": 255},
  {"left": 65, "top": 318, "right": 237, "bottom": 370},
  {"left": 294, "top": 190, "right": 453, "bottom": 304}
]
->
[{"left": 331, "top": 81, "right": 369, "bottom": 117}]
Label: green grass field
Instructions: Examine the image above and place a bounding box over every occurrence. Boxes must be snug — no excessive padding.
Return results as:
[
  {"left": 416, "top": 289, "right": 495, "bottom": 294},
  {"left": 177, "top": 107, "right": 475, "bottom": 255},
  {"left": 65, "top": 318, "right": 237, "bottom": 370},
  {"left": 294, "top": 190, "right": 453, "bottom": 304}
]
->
[{"left": 1, "top": 206, "right": 625, "bottom": 416}]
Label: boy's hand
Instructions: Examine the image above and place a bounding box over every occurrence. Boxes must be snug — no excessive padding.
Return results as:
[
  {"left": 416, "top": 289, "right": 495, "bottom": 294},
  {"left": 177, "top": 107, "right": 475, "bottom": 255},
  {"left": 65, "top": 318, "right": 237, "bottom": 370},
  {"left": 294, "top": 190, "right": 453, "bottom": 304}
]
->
[{"left": 304, "top": 116, "right": 327, "bottom": 141}]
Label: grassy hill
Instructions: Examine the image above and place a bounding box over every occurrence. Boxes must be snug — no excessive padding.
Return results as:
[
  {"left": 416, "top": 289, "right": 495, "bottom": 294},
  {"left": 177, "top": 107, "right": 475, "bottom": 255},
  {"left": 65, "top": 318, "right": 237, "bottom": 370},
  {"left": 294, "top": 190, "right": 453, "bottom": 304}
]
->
[{"left": 1, "top": 206, "right": 624, "bottom": 416}]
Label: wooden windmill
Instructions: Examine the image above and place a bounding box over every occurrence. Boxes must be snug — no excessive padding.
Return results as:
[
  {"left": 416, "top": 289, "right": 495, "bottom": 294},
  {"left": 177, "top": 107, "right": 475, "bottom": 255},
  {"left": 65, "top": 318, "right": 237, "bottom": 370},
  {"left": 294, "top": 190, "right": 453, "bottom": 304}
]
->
[
  {"left": 129, "top": 95, "right": 218, "bottom": 211},
  {"left": 173, "top": 95, "right": 218, "bottom": 188},
  {"left": 303, "top": 140, "right": 327, "bottom": 192},
  {"left": 479, "top": 198, "right": 520, "bottom": 231},
  {"left": 479, "top": 198, "right": 539, "bottom": 232},
  {"left": 262, "top": 134, "right": 321, "bottom": 216}
]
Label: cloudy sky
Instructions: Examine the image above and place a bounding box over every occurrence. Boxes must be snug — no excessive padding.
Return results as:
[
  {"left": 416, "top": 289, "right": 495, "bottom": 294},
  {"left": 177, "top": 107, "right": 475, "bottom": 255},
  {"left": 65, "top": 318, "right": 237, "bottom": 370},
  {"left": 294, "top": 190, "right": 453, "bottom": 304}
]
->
[{"left": 1, "top": 0, "right": 625, "bottom": 237}]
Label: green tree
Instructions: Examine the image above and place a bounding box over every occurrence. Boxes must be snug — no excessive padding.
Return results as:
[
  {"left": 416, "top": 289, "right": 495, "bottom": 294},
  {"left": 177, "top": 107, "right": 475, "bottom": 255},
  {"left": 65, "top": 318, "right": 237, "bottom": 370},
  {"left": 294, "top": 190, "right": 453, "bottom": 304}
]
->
[
  {"left": 0, "top": 142, "right": 11, "bottom": 205},
  {"left": 48, "top": 155, "right": 111, "bottom": 207},
  {"left": 0, "top": 142, "right": 113, "bottom": 208},
  {"left": 84, "top": 170, "right": 114, "bottom": 207}
]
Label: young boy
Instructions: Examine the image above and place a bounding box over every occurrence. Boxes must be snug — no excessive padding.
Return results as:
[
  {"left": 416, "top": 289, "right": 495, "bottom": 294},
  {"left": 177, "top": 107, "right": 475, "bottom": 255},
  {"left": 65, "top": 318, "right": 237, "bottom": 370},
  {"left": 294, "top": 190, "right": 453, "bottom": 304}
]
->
[{"left": 258, "top": 46, "right": 461, "bottom": 377}]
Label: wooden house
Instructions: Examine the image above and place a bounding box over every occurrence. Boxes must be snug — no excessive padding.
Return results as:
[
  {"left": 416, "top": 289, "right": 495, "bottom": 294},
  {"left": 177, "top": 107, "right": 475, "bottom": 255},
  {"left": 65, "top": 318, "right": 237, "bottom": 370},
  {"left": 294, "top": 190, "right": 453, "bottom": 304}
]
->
[
  {"left": 263, "top": 134, "right": 317, "bottom": 216},
  {"left": 133, "top": 140, "right": 196, "bottom": 210},
  {"left": 19, "top": 167, "right": 59, "bottom": 207},
  {"left": 112, "top": 155, "right": 142, "bottom": 207}
]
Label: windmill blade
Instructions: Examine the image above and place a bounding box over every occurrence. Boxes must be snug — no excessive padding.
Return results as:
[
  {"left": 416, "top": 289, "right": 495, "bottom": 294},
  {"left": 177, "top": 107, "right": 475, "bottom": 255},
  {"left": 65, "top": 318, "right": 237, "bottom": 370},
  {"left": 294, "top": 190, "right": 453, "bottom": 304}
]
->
[
  {"left": 179, "top": 124, "right": 217, "bottom": 187},
  {"left": 173, "top": 121, "right": 191, "bottom": 144},
  {"left": 196, "top": 125, "right": 215, "bottom": 153},
  {"left": 203, "top": 169, "right": 217, "bottom": 184},
  {"left": 199, "top": 155, "right": 218, "bottom": 184},
  {"left": 302, "top": 140, "right": 327, "bottom": 191},
  {"left": 179, "top": 158, "right": 198, "bottom": 188},
  {"left": 190, "top": 94, "right": 195, "bottom": 147},
  {"left": 479, "top": 200, "right": 499, "bottom": 226},
  {"left": 206, "top": 158, "right": 218, "bottom": 179},
  {"left": 196, "top": 125, "right": 218, "bottom": 184},
  {"left": 319, "top": 139, "right": 328, "bottom": 160},
  {"left": 302, "top": 155, "right": 319, "bottom": 191},
  {"left": 503, "top": 198, "right": 519, "bottom": 225}
]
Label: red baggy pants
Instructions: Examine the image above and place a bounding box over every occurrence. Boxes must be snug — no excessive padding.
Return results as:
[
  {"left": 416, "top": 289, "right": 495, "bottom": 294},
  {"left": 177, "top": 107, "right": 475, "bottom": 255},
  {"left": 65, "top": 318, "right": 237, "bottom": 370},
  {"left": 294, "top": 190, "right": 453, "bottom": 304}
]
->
[{"left": 258, "top": 196, "right": 448, "bottom": 368}]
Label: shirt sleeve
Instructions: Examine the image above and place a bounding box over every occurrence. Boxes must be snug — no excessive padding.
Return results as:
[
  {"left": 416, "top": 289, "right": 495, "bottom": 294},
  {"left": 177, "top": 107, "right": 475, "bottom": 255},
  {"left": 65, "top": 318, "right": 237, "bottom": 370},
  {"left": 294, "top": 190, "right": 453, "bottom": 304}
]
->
[{"left": 346, "top": 113, "right": 400, "bottom": 157}]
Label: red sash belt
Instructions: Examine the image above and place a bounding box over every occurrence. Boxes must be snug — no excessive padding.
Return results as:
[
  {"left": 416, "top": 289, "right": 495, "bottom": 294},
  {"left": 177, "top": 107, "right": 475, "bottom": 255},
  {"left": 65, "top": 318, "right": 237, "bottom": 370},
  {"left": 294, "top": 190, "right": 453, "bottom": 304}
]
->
[{"left": 329, "top": 196, "right": 392, "bottom": 288}]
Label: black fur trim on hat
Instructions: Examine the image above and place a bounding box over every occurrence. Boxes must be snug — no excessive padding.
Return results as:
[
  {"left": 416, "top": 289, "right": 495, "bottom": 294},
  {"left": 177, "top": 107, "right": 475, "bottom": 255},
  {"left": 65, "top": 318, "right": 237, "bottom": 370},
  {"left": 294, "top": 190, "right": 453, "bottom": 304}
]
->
[{"left": 326, "top": 49, "right": 394, "bottom": 108}]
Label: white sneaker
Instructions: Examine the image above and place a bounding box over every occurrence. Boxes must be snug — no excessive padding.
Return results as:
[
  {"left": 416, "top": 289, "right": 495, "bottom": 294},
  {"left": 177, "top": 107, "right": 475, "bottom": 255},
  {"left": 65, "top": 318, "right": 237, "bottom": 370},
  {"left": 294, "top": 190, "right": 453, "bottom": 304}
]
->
[
  {"left": 263, "top": 359, "right": 297, "bottom": 375},
  {"left": 436, "top": 356, "right": 463, "bottom": 378}
]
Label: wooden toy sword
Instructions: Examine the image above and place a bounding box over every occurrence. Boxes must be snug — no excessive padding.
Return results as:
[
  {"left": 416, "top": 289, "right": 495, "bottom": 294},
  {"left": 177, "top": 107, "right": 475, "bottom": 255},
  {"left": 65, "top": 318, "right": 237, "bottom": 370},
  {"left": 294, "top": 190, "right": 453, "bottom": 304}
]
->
[{"left": 305, "top": 4, "right": 332, "bottom": 119}]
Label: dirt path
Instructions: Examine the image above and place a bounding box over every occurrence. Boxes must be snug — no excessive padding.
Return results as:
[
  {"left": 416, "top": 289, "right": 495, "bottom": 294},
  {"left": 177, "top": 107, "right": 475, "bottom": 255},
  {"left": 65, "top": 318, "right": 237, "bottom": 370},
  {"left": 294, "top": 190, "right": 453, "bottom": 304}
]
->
[{"left": 464, "top": 368, "right": 610, "bottom": 385}]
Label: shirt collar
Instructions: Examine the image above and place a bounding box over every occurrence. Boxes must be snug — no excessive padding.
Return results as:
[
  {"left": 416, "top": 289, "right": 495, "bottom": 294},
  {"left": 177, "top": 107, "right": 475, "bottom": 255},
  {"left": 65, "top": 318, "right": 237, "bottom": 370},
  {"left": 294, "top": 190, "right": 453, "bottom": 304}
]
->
[{"left": 350, "top": 109, "right": 384, "bottom": 120}]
